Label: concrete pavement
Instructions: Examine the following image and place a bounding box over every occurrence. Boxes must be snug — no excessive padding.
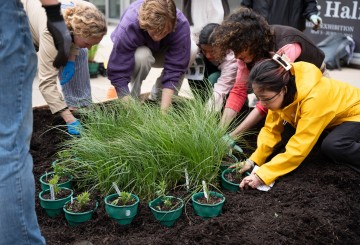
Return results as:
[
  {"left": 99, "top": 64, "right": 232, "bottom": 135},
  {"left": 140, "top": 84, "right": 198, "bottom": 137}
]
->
[{"left": 32, "top": 24, "right": 359, "bottom": 107}]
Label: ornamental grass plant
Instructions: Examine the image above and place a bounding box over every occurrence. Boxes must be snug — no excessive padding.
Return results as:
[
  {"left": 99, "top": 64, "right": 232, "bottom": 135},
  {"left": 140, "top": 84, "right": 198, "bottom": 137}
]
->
[{"left": 57, "top": 97, "right": 236, "bottom": 201}]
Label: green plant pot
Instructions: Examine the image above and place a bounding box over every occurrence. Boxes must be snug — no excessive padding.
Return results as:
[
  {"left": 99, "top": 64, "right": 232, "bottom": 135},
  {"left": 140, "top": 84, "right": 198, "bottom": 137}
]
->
[
  {"left": 191, "top": 191, "right": 225, "bottom": 218},
  {"left": 221, "top": 168, "right": 251, "bottom": 192},
  {"left": 39, "top": 187, "right": 73, "bottom": 217},
  {"left": 63, "top": 199, "right": 98, "bottom": 226},
  {"left": 39, "top": 171, "right": 73, "bottom": 191},
  {"left": 148, "top": 196, "right": 184, "bottom": 227},
  {"left": 221, "top": 168, "right": 239, "bottom": 192},
  {"left": 219, "top": 154, "right": 239, "bottom": 173},
  {"left": 88, "top": 62, "right": 99, "bottom": 78},
  {"left": 104, "top": 193, "right": 139, "bottom": 225}
]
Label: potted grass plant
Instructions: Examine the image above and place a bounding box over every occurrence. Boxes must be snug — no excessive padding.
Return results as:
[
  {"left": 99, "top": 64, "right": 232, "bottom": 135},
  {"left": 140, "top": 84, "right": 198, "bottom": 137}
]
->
[
  {"left": 104, "top": 183, "right": 139, "bottom": 225},
  {"left": 56, "top": 98, "right": 233, "bottom": 201},
  {"left": 39, "top": 175, "right": 73, "bottom": 217},
  {"left": 192, "top": 181, "right": 225, "bottom": 218},
  {"left": 63, "top": 191, "right": 98, "bottom": 226},
  {"left": 148, "top": 180, "right": 184, "bottom": 227},
  {"left": 39, "top": 161, "right": 73, "bottom": 191}
]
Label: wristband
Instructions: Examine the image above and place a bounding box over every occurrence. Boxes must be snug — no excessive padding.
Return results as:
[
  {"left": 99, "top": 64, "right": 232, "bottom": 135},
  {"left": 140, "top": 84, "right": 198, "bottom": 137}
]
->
[{"left": 246, "top": 159, "right": 255, "bottom": 168}]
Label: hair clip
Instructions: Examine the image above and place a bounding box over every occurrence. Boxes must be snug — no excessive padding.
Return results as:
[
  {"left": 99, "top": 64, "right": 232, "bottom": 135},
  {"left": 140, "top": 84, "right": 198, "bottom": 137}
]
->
[{"left": 272, "top": 53, "right": 292, "bottom": 71}]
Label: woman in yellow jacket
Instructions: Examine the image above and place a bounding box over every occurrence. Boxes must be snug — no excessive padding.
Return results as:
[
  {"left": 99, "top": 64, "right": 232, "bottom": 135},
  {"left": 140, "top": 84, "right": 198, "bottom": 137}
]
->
[{"left": 237, "top": 55, "right": 360, "bottom": 190}]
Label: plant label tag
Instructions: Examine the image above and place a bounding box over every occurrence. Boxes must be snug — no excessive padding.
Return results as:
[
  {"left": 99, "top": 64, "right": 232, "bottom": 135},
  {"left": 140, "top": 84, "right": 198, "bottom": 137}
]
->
[
  {"left": 202, "top": 180, "right": 208, "bottom": 200},
  {"left": 112, "top": 182, "right": 121, "bottom": 196},
  {"left": 184, "top": 168, "right": 189, "bottom": 191},
  {"left": 50, "top": 185, "right": 55, "bottom": 200}
]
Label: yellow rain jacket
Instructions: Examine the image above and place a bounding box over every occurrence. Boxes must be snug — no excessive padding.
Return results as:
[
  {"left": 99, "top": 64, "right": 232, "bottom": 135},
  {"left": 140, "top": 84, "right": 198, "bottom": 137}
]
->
[{"left": 250, "top": 62, "right": 360, "bottom": 185}]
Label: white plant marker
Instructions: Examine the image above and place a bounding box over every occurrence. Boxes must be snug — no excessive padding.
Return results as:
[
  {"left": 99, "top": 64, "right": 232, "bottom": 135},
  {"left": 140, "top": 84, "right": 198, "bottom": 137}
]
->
[
  {"left": 184, "top": 168, "right": 189, "bottom": 191},
  {"left": 202, "top": 180, "right": 209, "bottom": 202},
  {"left": 49, "top": 184, "right": 55, "bottom": 200},
  {"left": 112, "top": 182, "right": 121, "bottom": 196},
  {"left": 71, "top": 196, "right": 74, "bottom": 204}
]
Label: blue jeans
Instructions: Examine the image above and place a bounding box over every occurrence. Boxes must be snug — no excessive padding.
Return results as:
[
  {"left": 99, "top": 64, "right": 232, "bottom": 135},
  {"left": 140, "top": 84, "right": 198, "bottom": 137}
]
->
[{"left": 0, "top": 1, "right": 45, "bottom": 244}]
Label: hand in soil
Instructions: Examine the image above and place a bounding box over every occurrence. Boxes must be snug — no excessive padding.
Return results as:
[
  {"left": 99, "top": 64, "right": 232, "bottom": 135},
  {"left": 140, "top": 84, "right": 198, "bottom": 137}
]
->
[{"left": 240, "top": 173, "right": 263, "bottom": 190}]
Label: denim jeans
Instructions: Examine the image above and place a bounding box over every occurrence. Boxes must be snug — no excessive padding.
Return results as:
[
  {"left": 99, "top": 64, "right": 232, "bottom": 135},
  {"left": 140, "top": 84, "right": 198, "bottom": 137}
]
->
[{"left": 0, "top": 1, "right": 45, "bottom": 244}]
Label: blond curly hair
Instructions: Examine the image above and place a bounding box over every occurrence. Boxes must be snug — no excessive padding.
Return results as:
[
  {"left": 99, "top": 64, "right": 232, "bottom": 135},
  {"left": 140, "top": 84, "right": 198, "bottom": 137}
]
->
[
  {"left": 138, "top": 0, "right": 176, "bottom": 33},
  {"left": 63, "top": 3, "right": 107, "bottom": 38}
]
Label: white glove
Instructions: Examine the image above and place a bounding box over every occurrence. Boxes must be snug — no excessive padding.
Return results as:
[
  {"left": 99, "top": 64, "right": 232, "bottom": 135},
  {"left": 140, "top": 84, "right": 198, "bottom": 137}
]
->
[
  {"left": 310, "top": 14, "right": 322, "bottom": 25},
  {"left": 206, "top": 93, "right": 224, "bottom": 113}
]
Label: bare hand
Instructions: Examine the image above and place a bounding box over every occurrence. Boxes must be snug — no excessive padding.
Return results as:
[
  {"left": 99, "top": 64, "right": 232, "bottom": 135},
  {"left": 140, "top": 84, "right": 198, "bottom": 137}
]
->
[
  {"left": 239, "top": 173, "right": 263, "bottom": 190},
  {"left": 229, "top": 159, "right": 253, "bottom": 175}
]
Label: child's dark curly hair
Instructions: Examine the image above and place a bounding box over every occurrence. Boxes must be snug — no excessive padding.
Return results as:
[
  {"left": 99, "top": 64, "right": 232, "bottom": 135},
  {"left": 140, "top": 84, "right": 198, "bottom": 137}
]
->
[{"left": 211, "top": 7, "right": 274, "bottom": 62}]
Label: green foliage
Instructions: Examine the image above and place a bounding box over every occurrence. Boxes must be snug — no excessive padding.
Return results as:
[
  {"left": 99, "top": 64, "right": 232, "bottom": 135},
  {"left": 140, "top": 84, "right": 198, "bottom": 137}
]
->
[
  {"left": 48, "top": 175, "right": 60, "bottom": 195},
  {"left": 76, "top": 191, "right": 91, "bottom": 209},
  {"left": 88, "top": 44, "right": 98, "bottom": 62},
  {"left": 155, "top": 180, "right": 172, "bottom": 208},
  {"left": 111, "top": 191, "right": 133, "bottom": 206},
  {"left": 56, "top": 97, "right": 235, "bottom": 201}
]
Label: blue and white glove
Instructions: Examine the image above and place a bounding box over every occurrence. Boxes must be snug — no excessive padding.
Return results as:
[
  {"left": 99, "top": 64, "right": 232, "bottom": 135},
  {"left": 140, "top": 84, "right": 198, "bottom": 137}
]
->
[
  {"left": 222, "top": 133, "right": 243, "bottom": 154},
  {"left": 60, "top": 61, "right": 75, "bottom": 85},
  {"left": 67, "top": 119, "right": 82, "bottom": 135}
]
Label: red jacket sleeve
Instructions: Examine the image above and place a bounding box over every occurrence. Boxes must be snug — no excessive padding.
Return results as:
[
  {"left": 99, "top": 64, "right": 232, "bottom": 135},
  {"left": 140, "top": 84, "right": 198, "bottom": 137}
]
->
[{"left": 224, "top": 60, "right": 249, "bottom": 112}]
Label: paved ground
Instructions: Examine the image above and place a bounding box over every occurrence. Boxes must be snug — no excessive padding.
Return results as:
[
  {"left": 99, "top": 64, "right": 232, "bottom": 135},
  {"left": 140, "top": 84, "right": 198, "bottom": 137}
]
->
[{"left": 32, "top": 24, "right": 360, "bottom": 107}]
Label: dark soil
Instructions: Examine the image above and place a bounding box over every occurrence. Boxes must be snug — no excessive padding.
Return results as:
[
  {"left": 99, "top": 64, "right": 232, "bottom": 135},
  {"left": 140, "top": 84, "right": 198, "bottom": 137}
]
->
[
  {"left": 224, "top": 171, "right": 246, "bottom": 184},
  {"left": 31, "top": 106, "right": 360, "bottom": 245}
]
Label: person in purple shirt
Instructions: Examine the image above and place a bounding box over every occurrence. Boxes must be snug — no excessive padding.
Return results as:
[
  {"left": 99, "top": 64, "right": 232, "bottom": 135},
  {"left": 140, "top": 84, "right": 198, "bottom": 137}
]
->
[{"left": 108, "top": 0, "right": 197, "bottom": 111}]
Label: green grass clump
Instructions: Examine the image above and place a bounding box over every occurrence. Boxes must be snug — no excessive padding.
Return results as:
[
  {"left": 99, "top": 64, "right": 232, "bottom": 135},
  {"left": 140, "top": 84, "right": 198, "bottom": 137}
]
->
[{"left": 57, "top": 97, "right": 229, "bottom": 201}]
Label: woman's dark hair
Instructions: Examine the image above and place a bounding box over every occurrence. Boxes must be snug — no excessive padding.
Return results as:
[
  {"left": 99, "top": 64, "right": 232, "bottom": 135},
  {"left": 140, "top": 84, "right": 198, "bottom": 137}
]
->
[
  {"left": 211, "top": 7, "right": 274, "bottom": 61},
  {"left": 198, "top": 23, "right": 220, "bottom": 45},
  {"left": 249, "top": 58, "right": 296, "bottom": 108}
]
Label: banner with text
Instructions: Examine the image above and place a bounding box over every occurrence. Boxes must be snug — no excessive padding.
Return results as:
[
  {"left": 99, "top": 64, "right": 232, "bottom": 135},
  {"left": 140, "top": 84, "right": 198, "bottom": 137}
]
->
[{"left": 304, "top": 0, "right": 360, "bottom": 64}]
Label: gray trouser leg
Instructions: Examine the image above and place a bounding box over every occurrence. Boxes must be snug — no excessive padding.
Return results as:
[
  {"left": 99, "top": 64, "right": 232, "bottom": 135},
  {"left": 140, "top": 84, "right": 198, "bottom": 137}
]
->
[
  {"left": 129, "top": 46, "right": 155, "bottom": 99},
  {"left": 150, "top": 38, "right": 198, "bottom": 100}
]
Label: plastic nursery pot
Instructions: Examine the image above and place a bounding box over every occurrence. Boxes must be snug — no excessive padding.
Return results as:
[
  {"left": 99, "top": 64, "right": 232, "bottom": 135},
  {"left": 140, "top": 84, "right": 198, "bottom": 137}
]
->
[
  {"left": 63, "top": 199, "right": 99, "bottom": 226},
  {"left": 148, "top": 196, "right": 184, "bottom": 227},
  {"left": 221, "top": 168, "right": 250, "bottom": 192},
  {"left": 88, "top": 62, "right": 99, "bottom": 78},
  {"left": 39, "top": 171, "right": 73, "bottom": 191},
  {"left": 191, "top": 191, "right": 225, "bottom": 218},
  {"left": 39, "top": 187, "right": 73, "bottom": 217},
  {"left": 104, "top": 193, "right": 139, "bottom": 225},
  {"left": 219, "top": 154, "right": 239, "bottom": 173}
]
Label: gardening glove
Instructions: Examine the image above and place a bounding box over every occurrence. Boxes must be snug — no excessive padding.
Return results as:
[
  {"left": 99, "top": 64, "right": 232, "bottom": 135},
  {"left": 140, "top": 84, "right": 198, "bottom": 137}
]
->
[
  {"left": 60, "top": 60, "right": 75, "bottom": 85},
  {"left": 310, "top": 15, "right": 322, "bottom": 30},
  {"left": 222, "top": 133, "right": 243, "bottom": 154},
  {"left": 43, "top": 3, "right": 72, "bottom": 68},
  {"left": 66, "top": 119, "right": 82, "bottom": 135},
  {"left": 60, "top": 61, "right": 75, "bottom": 85},
  {"left": 229, "top": 159, "right": 255, "bottom": 175}
]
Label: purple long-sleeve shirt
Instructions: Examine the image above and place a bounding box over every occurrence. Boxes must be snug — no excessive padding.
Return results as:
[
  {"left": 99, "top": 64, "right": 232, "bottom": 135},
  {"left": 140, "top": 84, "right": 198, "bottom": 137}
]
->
[{"left": 107, "top": 0, "right": 191, "bottom": 96}]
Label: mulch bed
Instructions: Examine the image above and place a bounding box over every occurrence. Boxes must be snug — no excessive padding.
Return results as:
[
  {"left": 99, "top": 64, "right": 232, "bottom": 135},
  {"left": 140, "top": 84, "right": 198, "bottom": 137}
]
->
[{"left": 31, "top": 106, "right": 360, "bottom": 245}]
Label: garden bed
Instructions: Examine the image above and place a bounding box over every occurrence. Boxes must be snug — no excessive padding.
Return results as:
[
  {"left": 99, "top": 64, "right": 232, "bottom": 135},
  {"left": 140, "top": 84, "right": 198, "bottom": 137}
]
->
[{"left": 31, "top": 106, "right": 360, "bottom": 244}]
